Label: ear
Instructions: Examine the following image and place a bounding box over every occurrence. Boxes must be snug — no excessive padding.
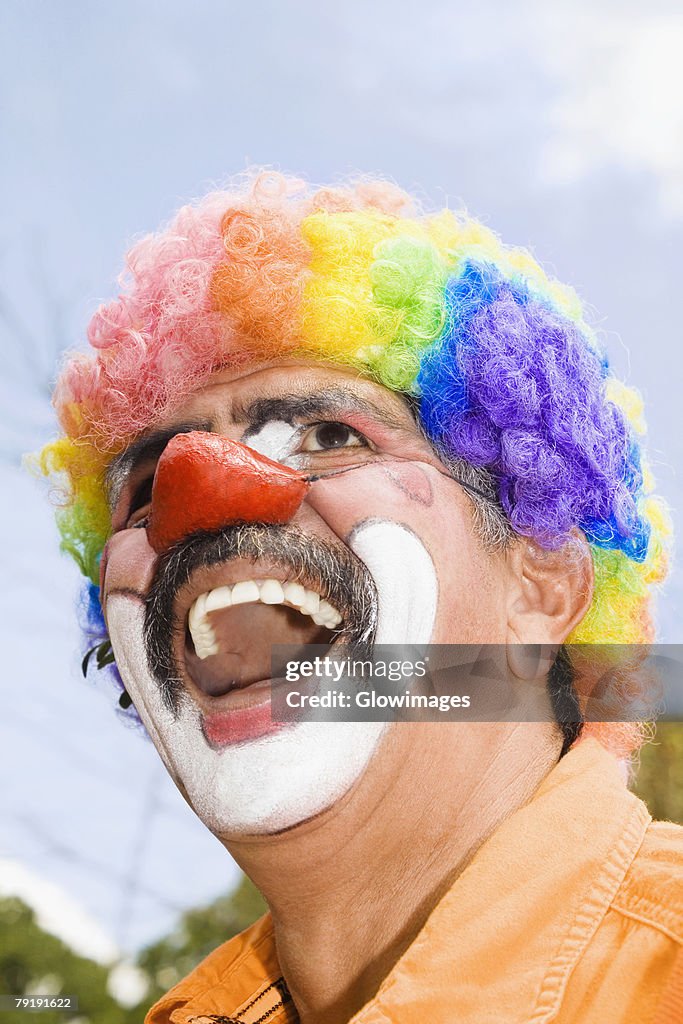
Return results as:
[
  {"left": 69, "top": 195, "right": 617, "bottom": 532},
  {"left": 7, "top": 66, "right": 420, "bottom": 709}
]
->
[{"left": 505, "top": 531, "right": 593, "bottom": 680}]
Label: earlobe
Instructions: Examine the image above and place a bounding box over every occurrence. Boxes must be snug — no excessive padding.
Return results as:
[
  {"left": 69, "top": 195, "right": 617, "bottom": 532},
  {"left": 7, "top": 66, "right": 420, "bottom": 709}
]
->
[{"left": 506, "top": 531, "right": 594, "bottom": 679}]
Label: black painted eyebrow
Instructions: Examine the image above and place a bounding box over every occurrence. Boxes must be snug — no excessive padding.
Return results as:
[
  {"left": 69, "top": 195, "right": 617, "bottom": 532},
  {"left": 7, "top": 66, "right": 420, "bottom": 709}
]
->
[
  {"left": 106, "top": 420, "right": 212, "bottom": 511},
  {"left": 238, "top": 388, "right": 407, "bottom": 437}
]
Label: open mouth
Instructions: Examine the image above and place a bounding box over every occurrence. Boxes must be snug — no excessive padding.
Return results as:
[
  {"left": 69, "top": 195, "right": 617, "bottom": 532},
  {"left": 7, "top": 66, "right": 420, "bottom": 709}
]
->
[
  {"left": 180, "top": 571, "right": 345, "bottom": 746},
  {"left": 144, "top": 524, "right": 377, "bottom": 748},
  {"left": 185, "top": 573, "right": 343, "bottom": 689}
]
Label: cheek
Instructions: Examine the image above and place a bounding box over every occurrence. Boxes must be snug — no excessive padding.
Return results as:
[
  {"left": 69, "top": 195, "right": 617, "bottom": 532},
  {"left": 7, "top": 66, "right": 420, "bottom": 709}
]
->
[
  {"left": 101, "top": 529, "right": 159, "bottom": 600},
  {"left": 307, "top": 461, "right": 507, "bottom": 643},
  {"left": 307, "top": 461, "right": 467, "bottom": 551},
  {"left": 431, "top": 571, "right": 506, "bottom": 643}
]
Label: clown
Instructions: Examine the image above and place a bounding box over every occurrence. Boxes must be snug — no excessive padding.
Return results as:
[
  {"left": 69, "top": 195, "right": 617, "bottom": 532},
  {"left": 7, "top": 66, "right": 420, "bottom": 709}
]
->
[{"left": 42, "top": 172, "right": 682, "bottom": 1023}]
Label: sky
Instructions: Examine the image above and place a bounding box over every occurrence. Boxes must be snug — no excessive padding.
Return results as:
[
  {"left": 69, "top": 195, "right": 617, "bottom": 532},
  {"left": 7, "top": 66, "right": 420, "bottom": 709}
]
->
[{"left": 1, "top": 0, "right": 682, "bottom": 954}]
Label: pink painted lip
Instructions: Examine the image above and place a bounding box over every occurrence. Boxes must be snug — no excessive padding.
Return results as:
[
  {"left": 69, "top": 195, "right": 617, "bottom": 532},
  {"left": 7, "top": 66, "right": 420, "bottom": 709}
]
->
[{"left": 200, "top": 679, "right": 288, "bottom": 748}]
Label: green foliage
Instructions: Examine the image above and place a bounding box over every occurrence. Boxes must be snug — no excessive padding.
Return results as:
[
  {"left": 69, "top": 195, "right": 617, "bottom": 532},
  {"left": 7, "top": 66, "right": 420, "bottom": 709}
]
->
[
  {"left": 0, "top": 878, "right": 267, "bottom": 1023},
  {"left": 633, "top": 722, "right": 683, "bottom": 824},
  {"left": 0, "top": 897, "right": 125, "bottom": 1024},
  {"left": 136, "top": 875, "right": 267, "bottom": 1007}
]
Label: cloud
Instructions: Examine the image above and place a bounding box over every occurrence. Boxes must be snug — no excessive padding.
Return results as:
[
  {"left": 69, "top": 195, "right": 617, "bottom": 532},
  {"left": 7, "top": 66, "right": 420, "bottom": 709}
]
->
[{"left": 532, "top": 4, "right": 683, "bottom": 215}]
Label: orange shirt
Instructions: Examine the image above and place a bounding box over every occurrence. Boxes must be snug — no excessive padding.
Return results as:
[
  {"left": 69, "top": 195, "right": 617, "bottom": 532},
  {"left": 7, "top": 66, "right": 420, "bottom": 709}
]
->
[{"left": 146, "top": 740, "right": 683, "bottom": 1024}]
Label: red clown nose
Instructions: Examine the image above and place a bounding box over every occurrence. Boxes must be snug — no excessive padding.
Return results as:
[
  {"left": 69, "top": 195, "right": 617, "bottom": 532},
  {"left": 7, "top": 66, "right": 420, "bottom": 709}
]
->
[{"left": 147, "top": 431, "right": 310, "bottom": 553}]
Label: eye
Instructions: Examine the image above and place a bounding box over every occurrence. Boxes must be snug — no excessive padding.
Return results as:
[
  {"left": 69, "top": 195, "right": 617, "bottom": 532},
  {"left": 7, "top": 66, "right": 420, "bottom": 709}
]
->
[
  {"left": 299, "top": 422, "right": 369, "bottom": 452},
  {"left": 126, "top": 476, "right": 154, "bottom": 528}
]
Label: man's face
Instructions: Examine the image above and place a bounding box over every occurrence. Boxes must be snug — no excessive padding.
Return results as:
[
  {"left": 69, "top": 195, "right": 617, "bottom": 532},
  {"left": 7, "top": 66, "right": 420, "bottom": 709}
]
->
[{"left": 101, "top": 361, "right": 512, "bottom": 837}]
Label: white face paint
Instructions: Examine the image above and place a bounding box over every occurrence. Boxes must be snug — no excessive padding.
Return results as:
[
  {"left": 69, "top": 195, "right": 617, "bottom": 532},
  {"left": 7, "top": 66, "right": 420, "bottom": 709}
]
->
[
  {"left": 350, "top": 521, "right": 438, "bottom": 645},
  {"left": 245, "top": 421, "right": 298, "bottom": 463},
  {"left": 108, "top": 594, "right": 385, "bottom": 835},
  {"left": 108, "top": 519, "right": 438, "bottom": 836}
]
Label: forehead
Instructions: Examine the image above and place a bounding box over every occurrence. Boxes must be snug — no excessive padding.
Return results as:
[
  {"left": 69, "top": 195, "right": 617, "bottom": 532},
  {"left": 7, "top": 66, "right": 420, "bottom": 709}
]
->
[{"left": 153, "top": 359, "right": 418, "bottom": 431}]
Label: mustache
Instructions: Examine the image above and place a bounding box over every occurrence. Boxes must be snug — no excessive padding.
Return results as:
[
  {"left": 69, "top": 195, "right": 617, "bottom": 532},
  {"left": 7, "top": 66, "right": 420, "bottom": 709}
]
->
[{"left": 143, "top": 524, "right": 379, "bottom": 714}]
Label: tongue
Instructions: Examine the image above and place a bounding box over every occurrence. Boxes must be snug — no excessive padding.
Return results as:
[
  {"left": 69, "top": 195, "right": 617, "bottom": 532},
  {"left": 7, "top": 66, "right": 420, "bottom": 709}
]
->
[{"left": 185, "top": 602, "right": 332, "bottom": 696}]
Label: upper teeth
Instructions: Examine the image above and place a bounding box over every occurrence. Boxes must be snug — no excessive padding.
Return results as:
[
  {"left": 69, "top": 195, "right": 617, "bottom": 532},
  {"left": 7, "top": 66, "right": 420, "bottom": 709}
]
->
[{"left": 188, "top": 579, "right": 343, "bottom": 660}]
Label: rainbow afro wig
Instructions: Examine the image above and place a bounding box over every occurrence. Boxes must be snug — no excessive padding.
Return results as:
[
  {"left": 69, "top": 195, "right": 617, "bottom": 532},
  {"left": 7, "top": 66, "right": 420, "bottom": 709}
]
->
[{"left": 41, "top": 170, "right": 671, "bottom": 756}]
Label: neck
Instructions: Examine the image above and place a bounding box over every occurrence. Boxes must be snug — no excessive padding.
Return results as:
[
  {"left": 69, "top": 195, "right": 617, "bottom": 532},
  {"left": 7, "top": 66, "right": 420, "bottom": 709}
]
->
[{"left": 225, "top": 722, "right": 562, "bottom": 1024}]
